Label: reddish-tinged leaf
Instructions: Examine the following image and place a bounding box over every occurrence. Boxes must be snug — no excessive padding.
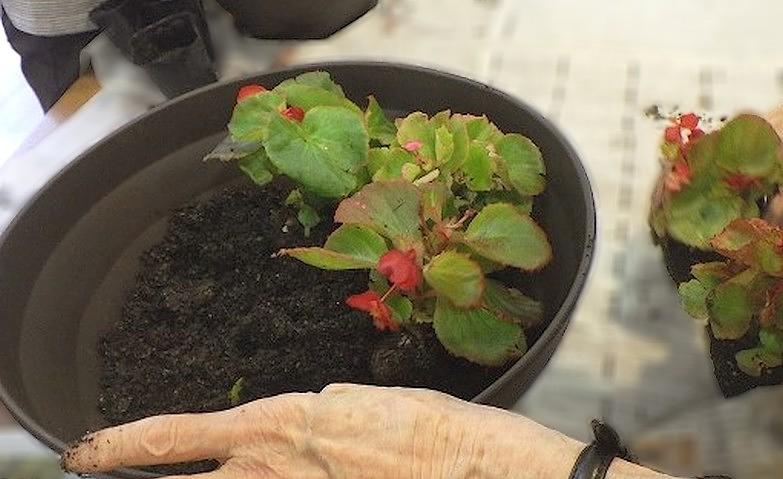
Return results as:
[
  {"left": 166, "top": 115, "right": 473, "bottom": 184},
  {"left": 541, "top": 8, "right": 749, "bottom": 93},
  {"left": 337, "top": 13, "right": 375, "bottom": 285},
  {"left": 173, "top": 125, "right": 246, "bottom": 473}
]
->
[
  {"left": 334, "top": 180, "right": 423, "bottom": 253},
  {"left": 346, "top": 290, "right": 398, "bottom": 331},
  {"left": 710, "top": 218, "right": 783, "bottom": 276},
  {"left": 237, "top": 84, "right": 267, "bottom": 102},
  {"left": 483, "top": 279, "right": 543, "bottom": 327},
  {"left": 724, "top": 173, "right": 761, "bottom": 192},
  {"left": 433, "top": 297, "right": 525, "bottom": 366},
  {"left": 679, "top": 113, "right": 700, "bottom": 130},
  {"left": 496, "top": 133, "right": 546, "bottom": 196},
  {"left": 761, "top": 284, "right": 783, "bottom": 328},
  {"left": 283, "top": 106, "right": 305, "bottom": 122},
  {"left": 691, "top": 262, "right": 733, "bottom": 285},
  {"left": 279, "top": 224, "right": 388, "bottom": 269},
  {"left": 378, "top": 249, "right": 422, "bottom": 292},
  {"left": 462, "top": 203, "right": 552, "bottom": 271}
]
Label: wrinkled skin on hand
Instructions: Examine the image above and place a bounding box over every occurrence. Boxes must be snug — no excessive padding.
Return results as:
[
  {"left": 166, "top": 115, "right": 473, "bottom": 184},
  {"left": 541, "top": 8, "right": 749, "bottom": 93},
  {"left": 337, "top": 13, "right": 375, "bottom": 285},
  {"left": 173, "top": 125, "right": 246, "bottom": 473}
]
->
[{"left": 63, "top": 384, "right": 528, "bottom": 479}]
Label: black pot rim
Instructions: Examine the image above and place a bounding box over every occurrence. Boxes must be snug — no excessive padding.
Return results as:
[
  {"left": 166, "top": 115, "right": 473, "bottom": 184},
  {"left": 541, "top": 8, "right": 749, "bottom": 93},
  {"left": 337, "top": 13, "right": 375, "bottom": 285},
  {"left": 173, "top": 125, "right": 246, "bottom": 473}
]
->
[{"left": 0, "top": 60, "right": 595, "bottom": 478}]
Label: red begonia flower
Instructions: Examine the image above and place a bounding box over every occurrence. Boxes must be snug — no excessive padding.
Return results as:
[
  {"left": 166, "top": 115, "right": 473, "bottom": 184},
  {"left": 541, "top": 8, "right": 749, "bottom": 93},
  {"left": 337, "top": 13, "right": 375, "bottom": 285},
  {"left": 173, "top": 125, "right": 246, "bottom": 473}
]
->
[
  {"left": 378, "top": 249, "right": 421, "bottom": 292},
  {"left": 664, "top": 159, "right": 692, "bottom": 192},
  {"left": 237, "top": 84, "right": 268, "bottom": 102},
  {"left": 403, "top": 140, "right": 423, "bottom": 152},
  {"left": 283, "top": 106, "right": 305, "bottom": 122},
  {"left": 679, "top": 113, "right": 700, "bottom": 130},
  {"left": 346, "top": 290, "right": 398, "bottom": 331},
  {"left": 664, "top": 126, "right": 682, "bottom": 144}
]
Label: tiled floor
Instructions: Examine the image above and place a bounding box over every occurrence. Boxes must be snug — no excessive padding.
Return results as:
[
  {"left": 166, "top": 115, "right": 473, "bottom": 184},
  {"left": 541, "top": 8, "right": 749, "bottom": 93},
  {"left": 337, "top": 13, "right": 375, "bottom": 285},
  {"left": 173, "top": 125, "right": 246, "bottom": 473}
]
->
[{"left": 0, "top": 21, "right": 42, "bottom": 165}]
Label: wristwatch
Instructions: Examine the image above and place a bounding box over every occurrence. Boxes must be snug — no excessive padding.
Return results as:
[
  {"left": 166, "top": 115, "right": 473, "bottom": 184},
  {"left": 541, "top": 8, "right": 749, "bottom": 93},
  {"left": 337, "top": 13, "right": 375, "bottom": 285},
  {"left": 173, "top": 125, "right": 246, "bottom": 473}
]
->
[
  {"left": 568, "top": 420, "right": 633, "bottom": 479},
  {"left": 568, "top": 420, "right": 732, "bottom": 479}
]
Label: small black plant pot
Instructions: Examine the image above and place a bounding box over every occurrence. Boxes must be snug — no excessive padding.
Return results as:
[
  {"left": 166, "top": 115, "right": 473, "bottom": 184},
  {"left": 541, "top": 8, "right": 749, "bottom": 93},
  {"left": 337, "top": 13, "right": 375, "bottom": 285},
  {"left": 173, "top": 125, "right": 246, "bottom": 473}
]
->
[
  {"left": 659, "top": 236, "right": 721, "bottom": 285},
  {"left": 216, "top": 0, "right": 378, "bottom": 39},
  {"left": 90, "top": 0, "right": 214, "bottom": 60},
  {"left": 130, "top": 12, "right": 217, "bottom": 98},
  {"left": 659, "top": 236, "right": 783, "bottom": 396},
  {"left": 0, "top": 62, "right": 594, "bottom": 478},
  {"left": 708, "top": 325, "right": 783, "bottom": 397}
]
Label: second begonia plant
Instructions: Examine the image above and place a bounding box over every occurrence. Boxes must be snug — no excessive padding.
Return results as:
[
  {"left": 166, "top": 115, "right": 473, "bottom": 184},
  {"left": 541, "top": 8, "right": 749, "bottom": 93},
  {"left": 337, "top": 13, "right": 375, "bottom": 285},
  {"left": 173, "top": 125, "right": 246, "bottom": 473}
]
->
[{"left": 649, "top": 110, "right": 783, "bottom": 393}]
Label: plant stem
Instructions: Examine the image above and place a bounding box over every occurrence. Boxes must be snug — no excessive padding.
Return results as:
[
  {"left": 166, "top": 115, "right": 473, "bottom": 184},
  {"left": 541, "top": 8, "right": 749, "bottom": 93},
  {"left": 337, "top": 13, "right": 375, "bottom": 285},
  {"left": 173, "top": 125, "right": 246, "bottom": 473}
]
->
[
  {"left": 380, "top": 283, "right": 398, "bottom": 302},
  {"left": 445, "top": 209, "right": 476, "bottom": 230}
]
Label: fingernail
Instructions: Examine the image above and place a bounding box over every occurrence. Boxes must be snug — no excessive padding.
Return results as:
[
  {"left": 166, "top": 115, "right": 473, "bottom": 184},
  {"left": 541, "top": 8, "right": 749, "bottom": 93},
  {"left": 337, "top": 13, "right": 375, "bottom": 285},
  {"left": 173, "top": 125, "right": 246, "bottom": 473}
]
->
[{"left": 60, "top": 432, "right": 97, "bottom": 472}]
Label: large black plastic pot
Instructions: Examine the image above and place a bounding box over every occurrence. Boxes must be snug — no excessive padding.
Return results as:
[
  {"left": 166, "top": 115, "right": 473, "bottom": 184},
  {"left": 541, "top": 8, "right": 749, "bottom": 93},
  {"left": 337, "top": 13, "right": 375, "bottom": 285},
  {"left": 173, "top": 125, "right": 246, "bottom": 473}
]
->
[
  {"left": 216, "top": 0, "right": 378, "bottom": 39},
  {"left": 0, "top": 62, "right": 594, "bottom": 478}
]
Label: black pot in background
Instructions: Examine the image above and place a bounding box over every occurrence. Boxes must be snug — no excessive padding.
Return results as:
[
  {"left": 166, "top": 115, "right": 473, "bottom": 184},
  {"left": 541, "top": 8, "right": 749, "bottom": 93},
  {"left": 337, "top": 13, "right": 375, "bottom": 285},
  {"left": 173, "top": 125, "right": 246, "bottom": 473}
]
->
[
  {"left": 130, "top": 12, "right": 217, "bottom": 98},
  {"left": 90, "top": 0, "right": 214, "bottom": 60},
  {"left": 0, "top": 62, "right": 595, "bottom": 479},
  {"left": 660, "top": 236, "right": 721, "bottom": 285},
  {"left": 216, "top": 0, "right": 378, "bottom": 39},
  {"left": 708, "top": 324, "right": 783, "bottom": 398}
]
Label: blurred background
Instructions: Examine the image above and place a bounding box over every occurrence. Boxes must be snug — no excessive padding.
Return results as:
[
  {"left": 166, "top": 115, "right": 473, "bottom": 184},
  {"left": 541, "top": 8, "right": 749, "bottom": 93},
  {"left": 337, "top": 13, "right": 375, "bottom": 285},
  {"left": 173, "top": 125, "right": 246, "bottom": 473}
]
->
[{"left": 1, "top": 1, "right": 782, "bottom": 478}]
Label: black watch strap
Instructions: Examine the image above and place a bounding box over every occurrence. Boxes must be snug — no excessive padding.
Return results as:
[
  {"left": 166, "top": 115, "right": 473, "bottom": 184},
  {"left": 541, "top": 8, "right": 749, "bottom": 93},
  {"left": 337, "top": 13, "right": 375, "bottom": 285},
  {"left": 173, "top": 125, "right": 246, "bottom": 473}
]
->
[
  {"left": 568, "top": 420, "right": 733, "bottom": 479},
  {"left": 568, "top": 420, "right": 634, "bottom": 479}
]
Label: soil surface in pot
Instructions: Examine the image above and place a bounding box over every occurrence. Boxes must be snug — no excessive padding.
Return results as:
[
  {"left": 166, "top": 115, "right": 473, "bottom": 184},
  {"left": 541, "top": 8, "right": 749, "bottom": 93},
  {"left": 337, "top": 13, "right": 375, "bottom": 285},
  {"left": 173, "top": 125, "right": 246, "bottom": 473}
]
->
[
  {"left": 708, "top": 326, "right": 783, "bottom": 398},
  {"left": 660, "top": 237, "right": 783, "bottom": 396},
  {"left": 98, "top": 181, "right": 511, "bottom": 471}
]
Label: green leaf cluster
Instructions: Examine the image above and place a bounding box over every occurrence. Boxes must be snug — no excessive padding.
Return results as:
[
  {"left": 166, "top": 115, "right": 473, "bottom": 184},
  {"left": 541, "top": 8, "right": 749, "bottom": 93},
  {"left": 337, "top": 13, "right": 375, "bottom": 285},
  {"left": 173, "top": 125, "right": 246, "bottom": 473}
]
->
[
  {"left": 650, "top": 115, "right": 782, "bottom": 249},
  {"left": 281, "top": 180, "right": 551, "bottom": 366},
  {"left": 678, "top": 218, "right": 783, "bottom": 377},
  {"left": 365, "top": 111, "right": 545, "bottom": 211},
  {"left": 205, "top": 72, "right": 372, "bottom": 231}
]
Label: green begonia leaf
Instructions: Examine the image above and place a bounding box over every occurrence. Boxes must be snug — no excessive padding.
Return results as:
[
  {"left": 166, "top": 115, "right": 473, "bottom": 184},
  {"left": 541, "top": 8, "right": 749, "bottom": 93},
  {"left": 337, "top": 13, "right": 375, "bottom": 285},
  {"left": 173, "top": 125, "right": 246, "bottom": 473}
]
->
[
  {"left": 264, "top": 106, "right": 369, "bottom": 198},
  {"left": 334, "top": 180, "right": 423, "bottom": 253},
  {"left": 424, "top": 250, "right": 485, "bottom": 308},
  {"left": 433, "top": 297, "right": 526, "bottom": 366},
  {"left": 462, "top": 203, "right": 552, "bottom": 270}
]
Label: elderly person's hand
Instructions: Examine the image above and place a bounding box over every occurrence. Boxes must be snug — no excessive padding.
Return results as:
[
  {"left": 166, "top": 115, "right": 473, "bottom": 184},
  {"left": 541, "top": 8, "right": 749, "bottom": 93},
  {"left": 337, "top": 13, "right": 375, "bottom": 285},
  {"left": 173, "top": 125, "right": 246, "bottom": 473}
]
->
[{"left": 63, "top": 384, "right": 677, "bottom": 479}]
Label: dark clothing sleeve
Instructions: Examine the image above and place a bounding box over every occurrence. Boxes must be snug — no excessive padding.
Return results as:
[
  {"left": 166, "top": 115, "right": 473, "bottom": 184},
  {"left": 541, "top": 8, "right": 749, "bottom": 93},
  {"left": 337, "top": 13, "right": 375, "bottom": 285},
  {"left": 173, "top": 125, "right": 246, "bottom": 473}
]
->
[{"left": 2, "top": 11, "right": 98, "bottom": 111}]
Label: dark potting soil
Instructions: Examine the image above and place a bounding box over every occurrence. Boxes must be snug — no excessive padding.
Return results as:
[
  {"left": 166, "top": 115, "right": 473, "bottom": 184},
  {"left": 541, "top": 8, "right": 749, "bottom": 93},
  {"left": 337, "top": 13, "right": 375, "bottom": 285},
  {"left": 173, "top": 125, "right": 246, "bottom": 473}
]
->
[
  {"left": 660, "top": 236, "right": 783, "bottom": 396},
  {"left": 708, "top": 326, "right": 783, "bottom": 398},
  {"left": 660, "top": 236, "right": 721, "bottom": 285},
  {"left": 98, "top": 181, "right": 514, "bottom": 471}
]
